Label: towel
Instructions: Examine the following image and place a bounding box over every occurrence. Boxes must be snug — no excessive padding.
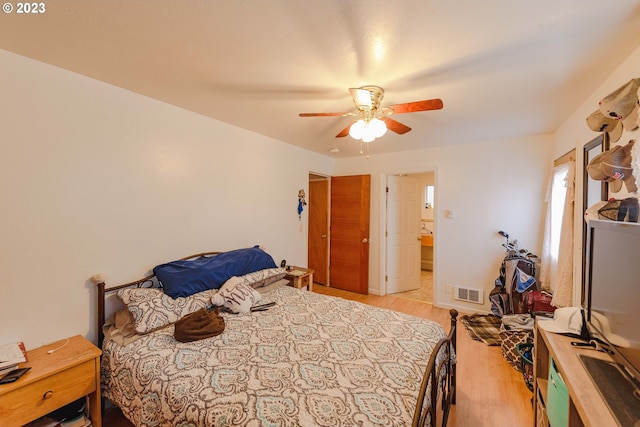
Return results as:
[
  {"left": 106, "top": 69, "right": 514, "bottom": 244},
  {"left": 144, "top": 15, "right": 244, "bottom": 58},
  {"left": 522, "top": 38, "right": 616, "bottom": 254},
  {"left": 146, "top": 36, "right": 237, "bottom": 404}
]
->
[
  {"left": 514, "top": 268, "right": 536, "bottom": 293},
  {"left": 501, "top": 314, "right": 535, "bottom": 331}
]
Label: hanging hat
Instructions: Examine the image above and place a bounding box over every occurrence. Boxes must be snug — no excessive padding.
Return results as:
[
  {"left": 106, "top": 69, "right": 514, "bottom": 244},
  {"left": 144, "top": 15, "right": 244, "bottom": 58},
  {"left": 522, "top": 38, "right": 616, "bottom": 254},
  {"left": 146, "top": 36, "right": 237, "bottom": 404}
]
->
[
  {"left": 584, "top": 200, "right": 608, "bottom": 223},
  {"left": 587, "top": 140, "right": 637, "bottom": 193},
  {"left": 586, "top": 109, "right": 623, "bottom": 142},
  {"left": 598, "top": 78, "right": 640, "bottom": 122},
  {"left": 587, "top": 147, "right": 618, "bottom": 183},
  {"left": 633, "top": 134, "right": 640, "bottom": 192},
  {"left": 600, "top": 140, "right": 637, "bottom": 193},
  {"left": 637, "top": 85, "right": 640, "bottom": 129},
  {"left": 622, "top": 103, "right": 638, "bottom": 132}
]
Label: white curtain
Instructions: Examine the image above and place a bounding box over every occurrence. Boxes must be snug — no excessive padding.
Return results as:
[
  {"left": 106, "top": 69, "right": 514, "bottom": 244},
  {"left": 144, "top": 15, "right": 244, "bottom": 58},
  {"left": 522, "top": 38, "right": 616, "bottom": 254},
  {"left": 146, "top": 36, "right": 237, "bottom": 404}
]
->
[{"left": 539, "top": 160, "right": 575, "bottom": 307}]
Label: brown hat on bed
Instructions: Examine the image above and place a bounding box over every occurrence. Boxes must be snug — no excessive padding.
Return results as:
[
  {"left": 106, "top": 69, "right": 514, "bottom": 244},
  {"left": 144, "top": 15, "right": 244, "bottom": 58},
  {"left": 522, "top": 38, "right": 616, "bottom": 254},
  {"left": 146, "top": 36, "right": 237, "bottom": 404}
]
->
[{"left": 174, "top": 308, "right": 225, "bottom": 343}]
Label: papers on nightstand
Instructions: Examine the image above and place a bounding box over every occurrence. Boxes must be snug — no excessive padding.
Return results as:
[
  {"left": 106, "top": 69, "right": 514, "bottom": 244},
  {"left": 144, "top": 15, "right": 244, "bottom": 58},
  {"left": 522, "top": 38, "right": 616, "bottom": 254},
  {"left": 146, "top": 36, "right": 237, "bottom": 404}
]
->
[
  {"left": 23, "top": 414, "right": 92, "bottom": 427},
  {"left": 288, "top": 270, "right": 305, "bottom": 276},
  {"left": 0, "top": 341, "right": 27, "bottom": 370}
]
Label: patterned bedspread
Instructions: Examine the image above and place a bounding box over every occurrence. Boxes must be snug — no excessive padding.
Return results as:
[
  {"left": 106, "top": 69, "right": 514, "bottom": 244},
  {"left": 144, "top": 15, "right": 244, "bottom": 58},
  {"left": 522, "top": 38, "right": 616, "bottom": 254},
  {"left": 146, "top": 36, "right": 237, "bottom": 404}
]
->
[{"left": 102, "top": 286, "right": 448, "bottom": 427}]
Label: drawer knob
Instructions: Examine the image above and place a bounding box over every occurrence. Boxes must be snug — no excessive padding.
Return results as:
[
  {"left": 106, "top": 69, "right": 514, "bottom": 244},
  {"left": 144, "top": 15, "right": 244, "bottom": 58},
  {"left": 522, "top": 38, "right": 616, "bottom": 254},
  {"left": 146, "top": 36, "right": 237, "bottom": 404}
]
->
[{"left": 43, "top": 390, "right": 54, "bottom": 399}]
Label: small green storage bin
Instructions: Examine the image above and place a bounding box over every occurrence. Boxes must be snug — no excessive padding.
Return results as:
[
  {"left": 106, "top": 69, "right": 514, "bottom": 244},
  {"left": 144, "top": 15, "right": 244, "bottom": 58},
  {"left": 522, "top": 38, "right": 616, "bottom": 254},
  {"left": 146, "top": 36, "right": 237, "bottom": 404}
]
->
[{"left": 547, "top": 357, "right": 569, "bottom": 427}]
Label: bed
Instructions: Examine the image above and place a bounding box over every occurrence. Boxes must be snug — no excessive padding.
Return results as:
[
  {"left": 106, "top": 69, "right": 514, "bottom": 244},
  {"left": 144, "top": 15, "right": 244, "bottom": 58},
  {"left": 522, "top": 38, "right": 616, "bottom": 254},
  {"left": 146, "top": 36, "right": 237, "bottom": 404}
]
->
[{"left": 94, "top": 250, "right": 458, "bottom": 427}]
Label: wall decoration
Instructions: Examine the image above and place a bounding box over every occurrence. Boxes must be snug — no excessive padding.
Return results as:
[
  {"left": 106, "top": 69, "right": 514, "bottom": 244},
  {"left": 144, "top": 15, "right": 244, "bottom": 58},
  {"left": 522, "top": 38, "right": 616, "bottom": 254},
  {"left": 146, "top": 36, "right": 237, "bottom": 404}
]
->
[{"left": 298, "top": 189, "right": 307, "bottom": 220}]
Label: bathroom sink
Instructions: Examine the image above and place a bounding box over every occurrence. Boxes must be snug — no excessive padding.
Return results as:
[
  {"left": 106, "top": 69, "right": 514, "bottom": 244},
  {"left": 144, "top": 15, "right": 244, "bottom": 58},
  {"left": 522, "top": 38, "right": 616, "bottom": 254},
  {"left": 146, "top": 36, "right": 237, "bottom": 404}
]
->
[{"left": 421, "top": 234, "right": 433, "bottom": 247}]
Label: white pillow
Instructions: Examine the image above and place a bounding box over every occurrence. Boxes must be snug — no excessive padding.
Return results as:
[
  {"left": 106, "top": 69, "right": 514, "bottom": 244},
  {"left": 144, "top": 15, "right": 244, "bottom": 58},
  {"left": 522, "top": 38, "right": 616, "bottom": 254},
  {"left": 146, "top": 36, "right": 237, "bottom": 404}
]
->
[
  {"left": 211, "top": 282, "right": 262, "bottom": 314},
  {"left": 117, "top": 288, "right": 215, "bottom": 334},
  {"left": 218, "top": 276, "right": 242, "bottom": 294}
]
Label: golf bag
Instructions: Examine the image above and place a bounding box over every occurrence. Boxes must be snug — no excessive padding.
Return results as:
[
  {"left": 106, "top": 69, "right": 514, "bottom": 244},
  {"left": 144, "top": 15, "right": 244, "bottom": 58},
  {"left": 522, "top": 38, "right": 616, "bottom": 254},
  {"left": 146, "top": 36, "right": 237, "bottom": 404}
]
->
[{"left": 490, "top": 232, "right": 539, "bottom": 317}]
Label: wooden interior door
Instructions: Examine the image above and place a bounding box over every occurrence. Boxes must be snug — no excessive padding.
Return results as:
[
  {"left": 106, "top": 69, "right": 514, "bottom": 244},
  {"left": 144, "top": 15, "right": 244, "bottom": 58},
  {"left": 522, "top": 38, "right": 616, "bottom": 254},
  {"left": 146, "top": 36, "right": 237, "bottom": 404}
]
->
[
  {"left": 308, "top": 178, "right": 329, "bottom": 285},
  {"left": 330, "top": 175, "right": 370, "bottom": 294},
  {"left": 386, "top": 175, "right": 421, "bottom": 293}
]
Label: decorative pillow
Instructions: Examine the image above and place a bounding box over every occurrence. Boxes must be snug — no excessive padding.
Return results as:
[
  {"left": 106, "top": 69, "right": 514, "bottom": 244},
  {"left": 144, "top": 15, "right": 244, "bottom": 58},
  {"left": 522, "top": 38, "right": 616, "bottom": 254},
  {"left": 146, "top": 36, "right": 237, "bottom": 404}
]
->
[
  {"left": 217, "top": 276, "right": 243, "bottom": 295},
  {"left": 237, "top": 267, "right": 286, "bottom": 289},
  {"left": 211, "top": 282, "right": 262, "bottom": 314},
  {"left": 153, "top": 246, "right": 278, "bottom": 298},
  {"left": 117, "top": 287, "right": 215, "bottom": 334}
]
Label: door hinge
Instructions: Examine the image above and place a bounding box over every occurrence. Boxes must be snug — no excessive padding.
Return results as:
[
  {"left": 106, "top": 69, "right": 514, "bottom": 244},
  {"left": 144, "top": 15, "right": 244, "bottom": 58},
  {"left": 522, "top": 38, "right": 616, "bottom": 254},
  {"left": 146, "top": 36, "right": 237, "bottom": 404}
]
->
[{"left": 385, "top": 275, "right": 388, "bottom": 282}]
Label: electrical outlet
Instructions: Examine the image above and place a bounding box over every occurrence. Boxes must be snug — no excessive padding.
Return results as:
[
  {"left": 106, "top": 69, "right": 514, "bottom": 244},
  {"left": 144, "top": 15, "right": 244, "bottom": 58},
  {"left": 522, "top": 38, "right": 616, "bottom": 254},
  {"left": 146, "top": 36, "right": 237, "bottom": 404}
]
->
[{"left": 445, "top": 284, "right": 453, "bottom": 294}]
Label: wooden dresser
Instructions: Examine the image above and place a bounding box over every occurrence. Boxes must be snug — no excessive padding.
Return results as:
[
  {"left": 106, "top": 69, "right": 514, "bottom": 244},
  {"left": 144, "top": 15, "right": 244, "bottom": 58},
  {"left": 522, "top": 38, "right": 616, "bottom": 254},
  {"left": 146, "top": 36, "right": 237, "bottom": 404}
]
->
[
  {"left": 533, "top": 325, "right": 618, "bottom": 427},
  {"left": 0, "top": 335, "right": 102, "bottom": 427}
]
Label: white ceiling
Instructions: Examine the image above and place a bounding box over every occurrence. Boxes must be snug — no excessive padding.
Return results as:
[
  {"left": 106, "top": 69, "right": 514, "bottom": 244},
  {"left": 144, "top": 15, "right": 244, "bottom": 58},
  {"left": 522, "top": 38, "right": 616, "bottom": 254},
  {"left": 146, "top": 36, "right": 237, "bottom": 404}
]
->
[{"left": 2, "top": 0, "right": 640, "bottom": 158}]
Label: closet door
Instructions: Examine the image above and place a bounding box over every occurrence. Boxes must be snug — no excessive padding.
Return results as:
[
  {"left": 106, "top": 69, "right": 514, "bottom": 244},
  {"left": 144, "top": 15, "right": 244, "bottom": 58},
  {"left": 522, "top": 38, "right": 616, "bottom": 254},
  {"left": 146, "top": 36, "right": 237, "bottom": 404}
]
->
[{"left": 329, "top": 175, "right": 370, "bottom": 294}]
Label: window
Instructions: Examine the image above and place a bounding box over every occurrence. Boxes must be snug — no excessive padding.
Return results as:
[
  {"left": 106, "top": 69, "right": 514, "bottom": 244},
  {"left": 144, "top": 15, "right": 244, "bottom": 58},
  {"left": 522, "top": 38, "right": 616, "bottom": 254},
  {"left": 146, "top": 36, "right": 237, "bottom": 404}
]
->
[{"left": 548, "top": 164, "right": 570, "bottom": 264}]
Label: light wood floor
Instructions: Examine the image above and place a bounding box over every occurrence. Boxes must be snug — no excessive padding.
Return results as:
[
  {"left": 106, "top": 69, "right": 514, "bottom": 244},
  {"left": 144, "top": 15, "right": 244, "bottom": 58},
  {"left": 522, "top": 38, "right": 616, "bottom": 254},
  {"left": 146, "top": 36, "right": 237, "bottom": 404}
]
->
[
  {"left": 104, "top": 284, "right": 533, "bottom": 427},
  {"left": 393, "top": 269, "right": 434, "bottom": 303}
]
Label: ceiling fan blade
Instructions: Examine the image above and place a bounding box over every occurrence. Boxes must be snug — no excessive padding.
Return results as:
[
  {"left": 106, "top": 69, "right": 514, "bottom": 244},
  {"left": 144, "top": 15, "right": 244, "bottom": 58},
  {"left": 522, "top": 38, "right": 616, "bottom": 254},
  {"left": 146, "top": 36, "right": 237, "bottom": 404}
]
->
[
  {"left": 299, "top": 112, "right": 349, "bottom": 117},
  {"left": 335, "top": 123, "right": 352, "bottom": 138},
  {"left": 384, "top": 117, "right": 412, "bottom": 134},
  {"left": 388, "top": 98, "right": 443, "bottom": 114},
  {"left": 349, "top": 88, "right": 373, "bottom": 109}
]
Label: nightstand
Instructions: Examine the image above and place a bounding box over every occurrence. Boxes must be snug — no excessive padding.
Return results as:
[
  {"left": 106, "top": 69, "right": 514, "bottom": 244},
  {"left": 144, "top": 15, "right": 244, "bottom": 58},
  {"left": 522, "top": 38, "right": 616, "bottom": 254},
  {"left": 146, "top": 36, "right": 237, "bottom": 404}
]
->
[
  {"left": 0, "top": 335, "right": 102, "bottom": 427},
  {"left": 285, "top": 266, "right": 315, "bottom": 291}
]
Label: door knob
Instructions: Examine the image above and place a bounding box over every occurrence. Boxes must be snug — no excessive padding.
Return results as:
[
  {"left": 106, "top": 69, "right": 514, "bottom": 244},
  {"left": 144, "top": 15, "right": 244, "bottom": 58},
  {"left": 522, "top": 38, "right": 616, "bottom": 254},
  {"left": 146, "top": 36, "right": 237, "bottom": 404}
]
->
[
  {"left": 362, "top": 238, "right": 368, "bottom": 243},
  {"left": 321, "top": 234, "right": 327, "bottom": 238}
]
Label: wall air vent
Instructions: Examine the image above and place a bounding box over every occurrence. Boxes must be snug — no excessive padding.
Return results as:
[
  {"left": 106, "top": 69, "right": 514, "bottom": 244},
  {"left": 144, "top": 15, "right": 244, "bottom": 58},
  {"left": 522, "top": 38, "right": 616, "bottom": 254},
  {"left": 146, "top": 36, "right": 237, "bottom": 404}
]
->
[{"left": 454, "top": 286, "right": 484, "bottom": 304}]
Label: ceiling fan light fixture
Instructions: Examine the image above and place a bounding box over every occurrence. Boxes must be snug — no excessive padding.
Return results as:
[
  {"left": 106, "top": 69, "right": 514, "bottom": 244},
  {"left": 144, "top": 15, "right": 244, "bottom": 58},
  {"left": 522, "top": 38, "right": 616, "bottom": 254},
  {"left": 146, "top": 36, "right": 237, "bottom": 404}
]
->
[
  {"left": 370, "top": 117, "right": 387, "bottom": 138},
  {"left": 350, "top": 88, "right": 374, "bottom": 110},
  {"left": 349, "top": 119, "right": 366, "bottom": 139},
  {"left": 299, "top": 85, "right": 442, "bottom": 148},
  {"left": 362, "top": 133, "right": 375, "bottom": 143},
  {"left": 349, "top": 117, "right": 387, "bottom": 142}
]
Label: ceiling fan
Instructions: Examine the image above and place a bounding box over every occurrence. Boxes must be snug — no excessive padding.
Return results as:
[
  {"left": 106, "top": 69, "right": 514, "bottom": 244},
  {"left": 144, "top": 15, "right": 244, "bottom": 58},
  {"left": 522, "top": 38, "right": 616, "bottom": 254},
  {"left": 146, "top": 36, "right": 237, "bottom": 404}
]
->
[{"left": 299, "top": 85, "right": 443, "bottom": 142}]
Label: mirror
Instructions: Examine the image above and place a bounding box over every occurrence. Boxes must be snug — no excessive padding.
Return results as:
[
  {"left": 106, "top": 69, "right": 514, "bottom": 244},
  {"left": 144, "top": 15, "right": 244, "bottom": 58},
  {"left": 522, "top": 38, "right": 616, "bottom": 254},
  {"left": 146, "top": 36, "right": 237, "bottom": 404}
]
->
[
  {"left": 424, "top": 185, "right": 434, "bottom": 209},
  {"left": 581, "top": 133, "right": 609, "bottom": 305}
]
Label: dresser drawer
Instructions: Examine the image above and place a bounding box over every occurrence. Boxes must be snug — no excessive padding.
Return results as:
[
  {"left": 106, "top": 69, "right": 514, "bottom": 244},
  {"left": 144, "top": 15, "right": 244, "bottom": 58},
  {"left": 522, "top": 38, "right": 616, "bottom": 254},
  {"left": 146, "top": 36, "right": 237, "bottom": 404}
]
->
[{"left": 0, "top": 359, "right": 96, "bottom": 426}]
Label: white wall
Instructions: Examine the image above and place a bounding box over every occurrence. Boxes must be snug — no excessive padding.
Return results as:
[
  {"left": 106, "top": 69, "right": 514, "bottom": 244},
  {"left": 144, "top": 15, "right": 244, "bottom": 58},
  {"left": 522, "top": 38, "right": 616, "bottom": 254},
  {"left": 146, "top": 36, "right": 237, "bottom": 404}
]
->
[
  {"left": 0, "top": 50, "right": 334, "bottom": 349},
  {"left": 554, "top": 46, "right": 640, "bottom": 306},
  {"left": 334, "top": 135, "right": 554, "bottom": 313}
]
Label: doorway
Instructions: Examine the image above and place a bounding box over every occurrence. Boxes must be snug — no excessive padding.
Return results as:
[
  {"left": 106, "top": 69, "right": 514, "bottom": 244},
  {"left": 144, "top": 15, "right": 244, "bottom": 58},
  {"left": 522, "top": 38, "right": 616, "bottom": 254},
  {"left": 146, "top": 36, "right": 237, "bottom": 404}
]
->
[{"left": 386, "top": 171, "right": 435, "bottom": 304}]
